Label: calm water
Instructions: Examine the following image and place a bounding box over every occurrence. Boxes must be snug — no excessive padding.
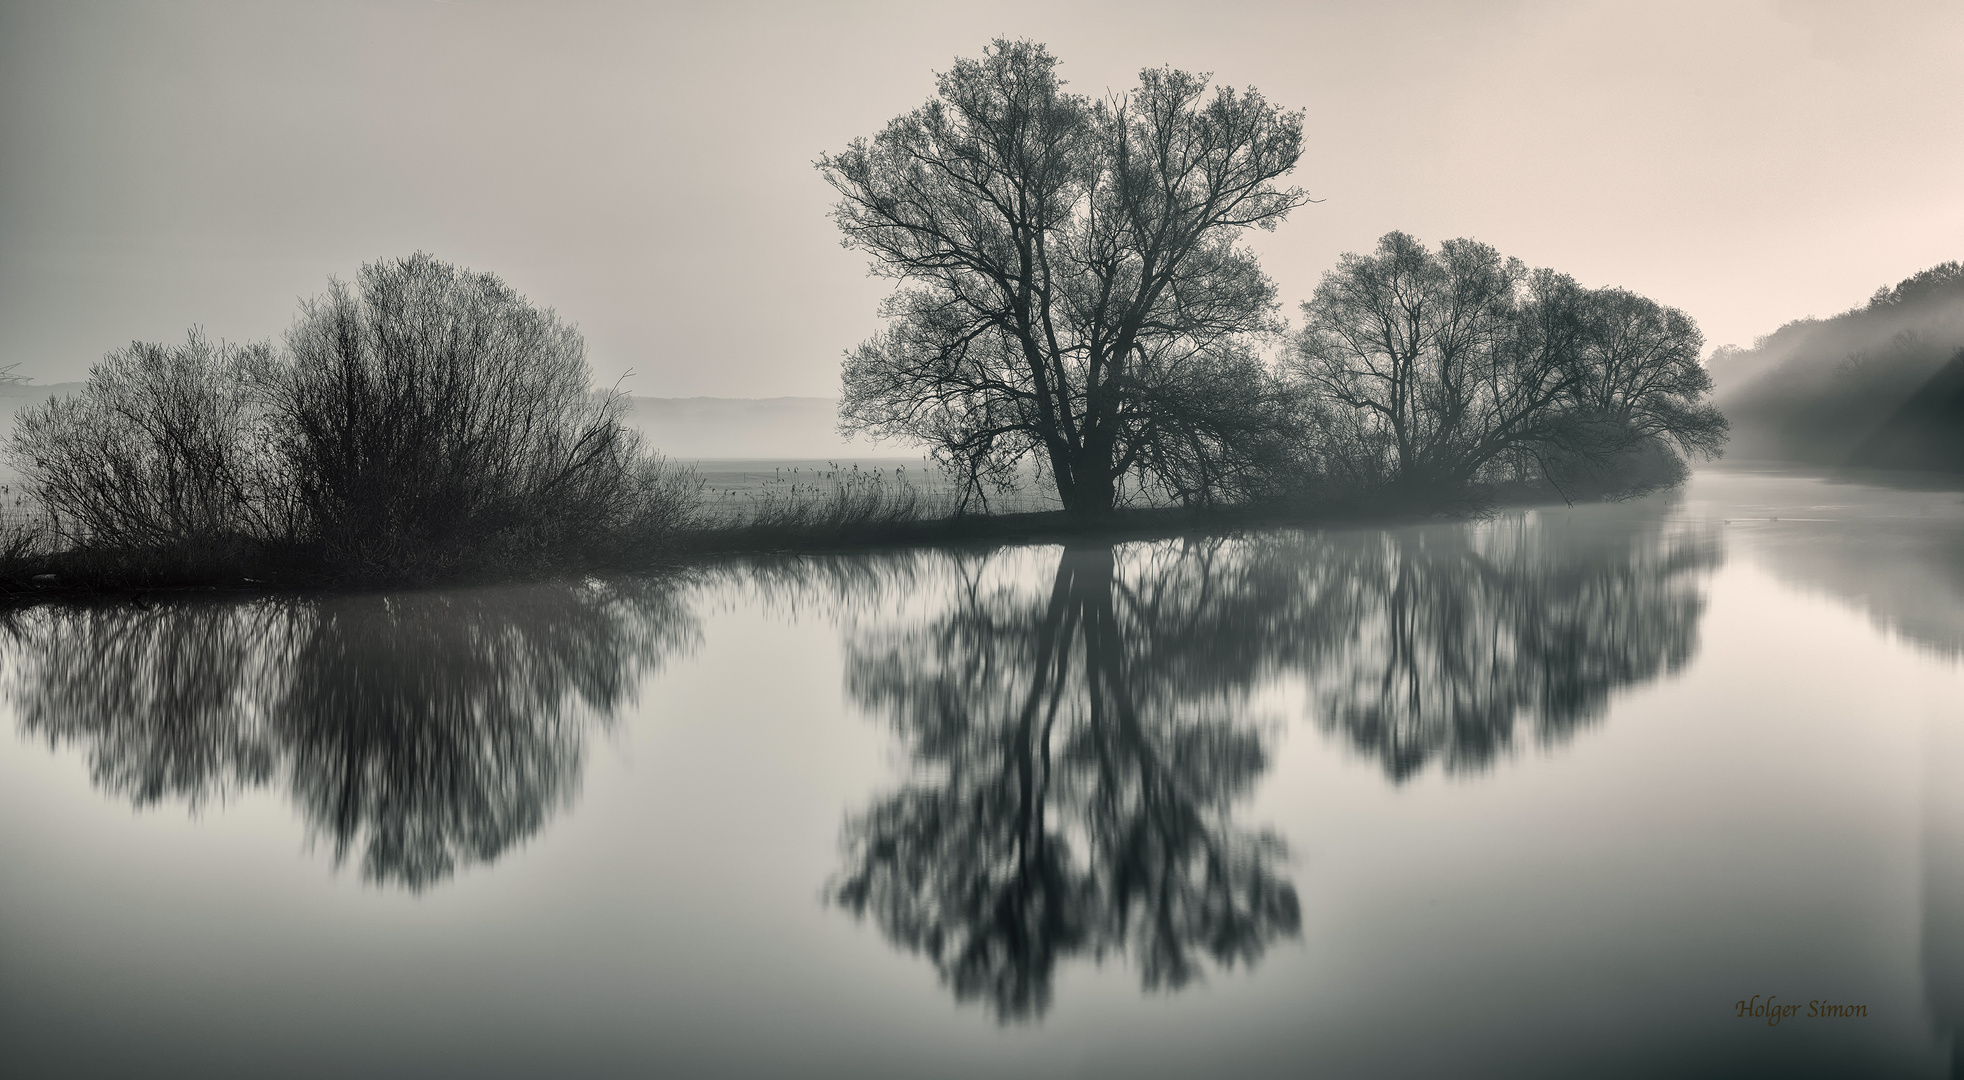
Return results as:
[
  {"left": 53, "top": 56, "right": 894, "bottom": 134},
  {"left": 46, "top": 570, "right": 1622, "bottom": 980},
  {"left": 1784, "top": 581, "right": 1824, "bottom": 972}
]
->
[{"left": 3, "top": 470, "right": 1962, "bottom": 1078}]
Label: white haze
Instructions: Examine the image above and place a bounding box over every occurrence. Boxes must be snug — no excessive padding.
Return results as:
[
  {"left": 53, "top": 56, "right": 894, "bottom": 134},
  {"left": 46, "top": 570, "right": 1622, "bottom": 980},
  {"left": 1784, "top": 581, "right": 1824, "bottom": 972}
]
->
[{"left": 1, "top": 0, "right": 1960, "bottom": 398}]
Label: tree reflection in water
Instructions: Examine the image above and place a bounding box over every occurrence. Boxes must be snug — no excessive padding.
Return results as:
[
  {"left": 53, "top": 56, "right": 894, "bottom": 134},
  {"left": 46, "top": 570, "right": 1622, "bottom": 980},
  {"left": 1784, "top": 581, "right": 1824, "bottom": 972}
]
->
[
  {"left": 834, "top": 543, "right": 1302, "bottom": 1021},
  {"left": 829, "top": 502, "right": 1715, "bottom": 1019},
  {"left": 1287, "top": 506, "right": 1719, "bottom": 779},
  {"left": 10, "top": 578, "right": 693, "bottom": 890}
]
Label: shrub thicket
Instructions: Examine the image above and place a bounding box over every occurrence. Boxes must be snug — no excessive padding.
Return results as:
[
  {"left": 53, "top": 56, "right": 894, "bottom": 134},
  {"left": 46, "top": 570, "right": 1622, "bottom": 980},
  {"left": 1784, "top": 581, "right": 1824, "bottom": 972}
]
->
[
  {"left": 272, "top": 254, "right": 695, "bottom": 577},
  {"left": 7, "top": 255, "right": 698, "bottom": 586},
  {"left": 10, "top": 331, "right": 278, "bottom": 577}
]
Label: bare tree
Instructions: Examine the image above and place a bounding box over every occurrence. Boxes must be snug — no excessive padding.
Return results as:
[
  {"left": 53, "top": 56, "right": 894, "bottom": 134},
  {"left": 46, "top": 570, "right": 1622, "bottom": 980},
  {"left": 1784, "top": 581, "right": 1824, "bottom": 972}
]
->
[{"left": 822, "top": 40, "right": 1309, "bottom": 513}]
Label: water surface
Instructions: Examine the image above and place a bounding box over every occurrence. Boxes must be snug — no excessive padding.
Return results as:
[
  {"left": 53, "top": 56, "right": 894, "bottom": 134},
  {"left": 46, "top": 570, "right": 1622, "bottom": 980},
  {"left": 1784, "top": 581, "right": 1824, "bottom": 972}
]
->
[{"left": 2, "top": 470, "right": 1961, "bottom": 1078}]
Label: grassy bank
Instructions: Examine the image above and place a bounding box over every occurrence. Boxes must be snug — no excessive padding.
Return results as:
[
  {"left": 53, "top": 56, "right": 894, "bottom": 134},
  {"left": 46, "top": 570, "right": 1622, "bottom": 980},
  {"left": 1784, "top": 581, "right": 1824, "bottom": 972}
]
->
[
  {"left": 0, "top": 415, "right": 1671, "bottom": 601},
  {"left": 0, "top": 473, "right": 1565, "bottom": 603},
  {"left": 675, "top": 485, "right": 1493, "bottom": 558}
]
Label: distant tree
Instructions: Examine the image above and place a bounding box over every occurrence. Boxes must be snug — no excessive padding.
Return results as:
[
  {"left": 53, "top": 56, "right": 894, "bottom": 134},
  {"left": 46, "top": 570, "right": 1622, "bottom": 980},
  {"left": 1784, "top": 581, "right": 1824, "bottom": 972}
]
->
[
  {"left": 1291, "top": 232, "right": 1725, "bottom": 492},
  {"left": 1868, "top": 261, "right": 1964, "bottom": 311},
  {"left": 1711, "top": 260, "right": 1964, "bottom": 466},
  {"left": 822, "top": 40, "right": 1310, "bottom": 513}
]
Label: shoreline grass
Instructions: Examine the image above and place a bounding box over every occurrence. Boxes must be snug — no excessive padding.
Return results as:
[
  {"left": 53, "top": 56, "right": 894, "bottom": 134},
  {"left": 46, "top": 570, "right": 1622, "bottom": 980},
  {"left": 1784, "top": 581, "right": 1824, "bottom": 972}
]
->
[{"left": 0, "top": 477, "right": 1578, "bottom": 605}]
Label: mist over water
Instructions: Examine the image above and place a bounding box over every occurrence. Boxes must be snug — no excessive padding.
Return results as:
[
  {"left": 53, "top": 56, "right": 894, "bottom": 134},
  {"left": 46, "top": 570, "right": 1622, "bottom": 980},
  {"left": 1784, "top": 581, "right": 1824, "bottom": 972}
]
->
[{"left": 1, "top": 470, "right": 1961, "bottom": 1077}]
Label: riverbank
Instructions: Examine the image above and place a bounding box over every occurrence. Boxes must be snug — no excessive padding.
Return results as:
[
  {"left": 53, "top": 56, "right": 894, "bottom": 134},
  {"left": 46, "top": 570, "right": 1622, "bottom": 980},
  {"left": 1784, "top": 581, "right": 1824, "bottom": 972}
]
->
[{"left": 0, "top": 481, "right": 1531, "bottom": 603}]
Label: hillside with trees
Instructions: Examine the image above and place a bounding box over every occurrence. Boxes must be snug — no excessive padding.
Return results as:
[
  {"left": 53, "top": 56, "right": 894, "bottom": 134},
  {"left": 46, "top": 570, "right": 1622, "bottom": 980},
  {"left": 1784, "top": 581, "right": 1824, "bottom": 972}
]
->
[{"left": 1710, "top": 261, "right": 1964, "bottom": 468}]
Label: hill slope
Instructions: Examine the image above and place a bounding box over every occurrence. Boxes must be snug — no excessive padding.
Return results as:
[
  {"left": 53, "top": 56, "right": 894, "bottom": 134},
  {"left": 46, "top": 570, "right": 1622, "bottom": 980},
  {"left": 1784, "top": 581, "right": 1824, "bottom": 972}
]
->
[
  {"left": 1849, "top": 348, "right": 1964, "bottom": 471},
  {"left": 1712, "top": 262, "right": 1964, "bottom": 467}
]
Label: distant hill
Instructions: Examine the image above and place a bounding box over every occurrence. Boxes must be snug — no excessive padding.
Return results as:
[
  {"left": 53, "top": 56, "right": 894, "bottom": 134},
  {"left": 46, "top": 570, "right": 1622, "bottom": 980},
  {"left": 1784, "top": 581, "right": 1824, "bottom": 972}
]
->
[
  {"left": 1849, "top": 348, "right": 1964, "bottom": 471},
  {"left": 0, "top": 380, "right": 86, "bottom": 417},
  {"left": 1711, "top": 262, "right": 1964, "bottom": 468}
]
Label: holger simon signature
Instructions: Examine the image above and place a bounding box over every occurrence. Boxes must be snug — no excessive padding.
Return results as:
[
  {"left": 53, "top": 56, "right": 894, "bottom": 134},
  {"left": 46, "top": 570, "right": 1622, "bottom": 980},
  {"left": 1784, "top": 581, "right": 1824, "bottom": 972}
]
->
[{"left": 1734, "top": 996, "right": 1868, "bottom": 1025}]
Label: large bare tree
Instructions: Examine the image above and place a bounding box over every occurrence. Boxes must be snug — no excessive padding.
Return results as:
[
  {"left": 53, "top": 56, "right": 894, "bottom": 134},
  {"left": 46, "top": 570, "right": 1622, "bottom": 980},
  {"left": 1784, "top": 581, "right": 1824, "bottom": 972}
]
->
[{"left": 821, "top": 40, "right": 1309, "bottom": 513}]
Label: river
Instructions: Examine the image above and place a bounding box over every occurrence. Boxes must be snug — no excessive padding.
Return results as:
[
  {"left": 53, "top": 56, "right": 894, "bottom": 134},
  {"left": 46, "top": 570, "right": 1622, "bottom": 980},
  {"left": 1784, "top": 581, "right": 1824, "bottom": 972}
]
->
[{"left": 2, "top": 468, "right": 1961, "bottom": 1078}]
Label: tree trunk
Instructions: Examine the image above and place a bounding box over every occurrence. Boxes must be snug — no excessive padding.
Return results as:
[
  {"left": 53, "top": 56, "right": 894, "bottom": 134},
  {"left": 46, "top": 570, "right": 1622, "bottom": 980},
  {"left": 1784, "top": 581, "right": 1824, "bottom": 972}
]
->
[
  {"left": 1043, "top": 439, "right": 1078, "bottom": 510},
  {"left": 1063, "top": 442, "right": 1116, "bottom": 515}
]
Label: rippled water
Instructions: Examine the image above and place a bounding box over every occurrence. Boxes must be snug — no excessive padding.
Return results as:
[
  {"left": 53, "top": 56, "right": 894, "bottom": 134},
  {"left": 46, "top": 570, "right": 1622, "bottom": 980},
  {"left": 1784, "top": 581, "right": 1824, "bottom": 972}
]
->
[{"left": 3, "top": 469, "right": 1961, "bottom": 1078}]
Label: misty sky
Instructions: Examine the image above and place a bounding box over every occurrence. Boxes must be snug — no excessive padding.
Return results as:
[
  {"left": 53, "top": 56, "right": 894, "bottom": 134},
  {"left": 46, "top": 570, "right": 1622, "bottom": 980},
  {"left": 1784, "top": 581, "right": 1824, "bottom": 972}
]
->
[{"left": 2, "top": 0, "right": 1960, "bottom": 397}]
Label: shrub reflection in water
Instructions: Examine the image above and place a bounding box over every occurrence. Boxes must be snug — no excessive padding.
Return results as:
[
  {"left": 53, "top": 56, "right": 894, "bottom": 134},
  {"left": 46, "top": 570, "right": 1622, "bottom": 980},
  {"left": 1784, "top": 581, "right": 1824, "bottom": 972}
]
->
[{"left": 8, "top": 578, "right": 695, "bottom": 890}]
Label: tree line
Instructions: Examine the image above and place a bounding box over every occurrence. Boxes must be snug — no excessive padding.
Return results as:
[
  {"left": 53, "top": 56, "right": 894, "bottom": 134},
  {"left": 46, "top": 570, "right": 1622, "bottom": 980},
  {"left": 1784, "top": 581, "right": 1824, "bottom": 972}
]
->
[
  {"left": 3, "top": 39, "right": 1731, "bottom": 591},
  {"left": 825, "top": 40, "right": 1727, "bottom": 513}
]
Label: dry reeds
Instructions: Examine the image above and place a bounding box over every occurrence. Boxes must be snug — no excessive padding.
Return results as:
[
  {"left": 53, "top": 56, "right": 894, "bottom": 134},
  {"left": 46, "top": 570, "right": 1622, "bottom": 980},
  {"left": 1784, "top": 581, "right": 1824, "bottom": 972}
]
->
[{"left": 696, "top": 463, "right": 944, "bottom": 549}]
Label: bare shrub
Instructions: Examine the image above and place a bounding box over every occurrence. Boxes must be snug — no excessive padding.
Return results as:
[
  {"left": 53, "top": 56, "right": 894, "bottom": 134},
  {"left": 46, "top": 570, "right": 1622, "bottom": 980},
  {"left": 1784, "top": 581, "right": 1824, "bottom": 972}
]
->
[
  {"left": 6, "top": 255, "right": 700, "bottom": 586},
  {"left": 7, "top": 330, "right": 278, "bottom": 553},
  {"left": 270, "top": 253, "right": 693, "bottom": 577}
]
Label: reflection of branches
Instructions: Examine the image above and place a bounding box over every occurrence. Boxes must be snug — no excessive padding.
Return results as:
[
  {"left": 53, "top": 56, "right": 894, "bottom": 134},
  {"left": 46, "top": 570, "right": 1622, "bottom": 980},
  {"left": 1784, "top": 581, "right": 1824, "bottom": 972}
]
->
[
  {"left": 706, "top": 550, "right": 932, "bottom": 624},
  {"left": 13, "top": 601, "right": 286, "bottom": 806},
  {"left": 835, "top": 543, "right": 1301, "bottom": 1021},
  {"left": 1274, "top": 505, "right": 1720, "bottom": 779},
  {"left": 11, "top": 578, "right": 694, "bottom": 890},
  {"left": 831, "top": 506, "right": 1717, "bottom": 1015}
]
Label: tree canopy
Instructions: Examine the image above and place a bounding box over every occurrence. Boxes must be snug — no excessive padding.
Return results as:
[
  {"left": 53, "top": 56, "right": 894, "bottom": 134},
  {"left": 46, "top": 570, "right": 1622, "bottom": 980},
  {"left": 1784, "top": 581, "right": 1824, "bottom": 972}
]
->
[
  {"left": 1292, "top": 232, "right": 1726, "bottom": 494},
  {"left": 822, "top": 40, "right": 1309, "bottom": 513}
]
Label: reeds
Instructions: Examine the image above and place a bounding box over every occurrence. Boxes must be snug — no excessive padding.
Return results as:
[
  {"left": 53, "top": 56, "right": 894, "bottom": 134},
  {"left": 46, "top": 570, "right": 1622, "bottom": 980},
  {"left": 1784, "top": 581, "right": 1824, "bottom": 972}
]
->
[{"left": 692, "top": 463, "right": 946, "bottom": 550}]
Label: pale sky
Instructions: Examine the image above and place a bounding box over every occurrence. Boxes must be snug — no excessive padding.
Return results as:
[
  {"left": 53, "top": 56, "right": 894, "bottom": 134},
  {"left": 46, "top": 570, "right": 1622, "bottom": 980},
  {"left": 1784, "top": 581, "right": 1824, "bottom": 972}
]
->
[{"left": 1, "top": 0, "right": 1959, "bottom": 396}]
